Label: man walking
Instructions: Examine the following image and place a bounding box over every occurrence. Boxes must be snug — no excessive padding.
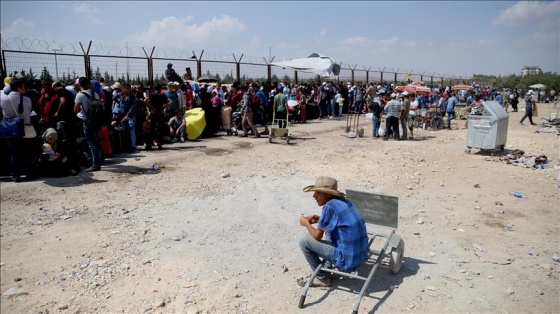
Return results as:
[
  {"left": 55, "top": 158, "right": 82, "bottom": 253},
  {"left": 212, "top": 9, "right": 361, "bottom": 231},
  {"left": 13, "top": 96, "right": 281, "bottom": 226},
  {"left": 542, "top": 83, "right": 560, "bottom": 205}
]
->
[
  {"left": 446, "top": 93, "right": 458, "bottom": 129},
  {"left": 519, "top": 90, "right": 536, "bottom": 126}
]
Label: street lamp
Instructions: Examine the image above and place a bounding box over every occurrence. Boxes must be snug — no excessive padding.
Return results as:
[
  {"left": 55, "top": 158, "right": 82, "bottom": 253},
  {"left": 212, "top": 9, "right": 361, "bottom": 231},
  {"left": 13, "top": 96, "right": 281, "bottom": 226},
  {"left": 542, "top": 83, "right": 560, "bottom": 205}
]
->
[{"left": 52, "top": 49, "right": 61, "bottom": 80}]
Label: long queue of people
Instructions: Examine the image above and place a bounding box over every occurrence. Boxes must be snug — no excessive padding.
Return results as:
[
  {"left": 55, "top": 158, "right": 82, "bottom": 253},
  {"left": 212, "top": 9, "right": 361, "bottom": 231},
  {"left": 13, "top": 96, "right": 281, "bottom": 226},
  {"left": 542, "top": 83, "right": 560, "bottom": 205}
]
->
[{"left": 4, "top": 67, "right": 539, "bottom": 183}]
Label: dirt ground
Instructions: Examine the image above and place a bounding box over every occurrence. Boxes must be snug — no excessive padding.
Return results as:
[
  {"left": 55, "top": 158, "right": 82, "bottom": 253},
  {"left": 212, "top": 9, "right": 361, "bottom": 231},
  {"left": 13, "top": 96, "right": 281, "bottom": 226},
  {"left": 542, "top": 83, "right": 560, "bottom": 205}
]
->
[{"left": 1, "top": 102, "right": 559, "bottom": 314}]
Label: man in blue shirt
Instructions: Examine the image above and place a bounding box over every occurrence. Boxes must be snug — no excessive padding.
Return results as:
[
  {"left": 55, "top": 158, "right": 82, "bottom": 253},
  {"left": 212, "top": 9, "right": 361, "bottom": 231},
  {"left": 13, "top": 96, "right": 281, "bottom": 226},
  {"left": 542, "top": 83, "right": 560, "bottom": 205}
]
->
[
  {"left": 298, "top": 176, "right": 369, "bottom": 287},
  {"left": 446, "top": 93, "right": 458, "bottom": 129}
]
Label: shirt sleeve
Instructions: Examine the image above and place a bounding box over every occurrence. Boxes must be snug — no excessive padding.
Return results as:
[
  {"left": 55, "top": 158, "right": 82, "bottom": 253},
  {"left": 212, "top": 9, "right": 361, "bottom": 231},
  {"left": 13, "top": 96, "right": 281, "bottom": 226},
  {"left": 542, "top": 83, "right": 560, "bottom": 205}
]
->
[{"left": 318, "top": 204, "right": 339, "bottom": 232}]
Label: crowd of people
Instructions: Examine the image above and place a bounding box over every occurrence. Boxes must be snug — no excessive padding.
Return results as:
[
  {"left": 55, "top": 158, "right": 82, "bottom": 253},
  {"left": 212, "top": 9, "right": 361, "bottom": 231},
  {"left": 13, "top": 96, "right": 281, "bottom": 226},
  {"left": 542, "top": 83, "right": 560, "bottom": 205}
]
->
[{"left": 1, "top": 64, "right": 557, "bottom": 182}]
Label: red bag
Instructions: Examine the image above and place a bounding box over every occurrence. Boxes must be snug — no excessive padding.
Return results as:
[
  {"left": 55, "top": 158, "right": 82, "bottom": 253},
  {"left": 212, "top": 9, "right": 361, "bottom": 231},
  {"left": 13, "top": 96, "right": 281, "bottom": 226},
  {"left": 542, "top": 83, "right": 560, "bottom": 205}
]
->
[{"left": 99, "top": 126, "right": 113, "bottom": 155}]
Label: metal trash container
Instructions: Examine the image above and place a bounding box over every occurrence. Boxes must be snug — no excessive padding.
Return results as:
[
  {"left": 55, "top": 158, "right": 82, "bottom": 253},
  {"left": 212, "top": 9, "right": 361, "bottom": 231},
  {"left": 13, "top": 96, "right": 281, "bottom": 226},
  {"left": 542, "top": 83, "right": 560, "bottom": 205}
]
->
[{"left": 466, "top": 101, "right": 509, "bottom": 154}]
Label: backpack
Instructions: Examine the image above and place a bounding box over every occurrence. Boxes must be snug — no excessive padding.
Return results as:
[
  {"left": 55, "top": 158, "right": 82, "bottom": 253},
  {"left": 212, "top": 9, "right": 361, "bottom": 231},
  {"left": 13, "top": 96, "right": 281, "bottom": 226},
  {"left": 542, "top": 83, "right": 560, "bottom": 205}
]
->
[{"left": 81, "top": 90, "right": 105, "bottom": 128}]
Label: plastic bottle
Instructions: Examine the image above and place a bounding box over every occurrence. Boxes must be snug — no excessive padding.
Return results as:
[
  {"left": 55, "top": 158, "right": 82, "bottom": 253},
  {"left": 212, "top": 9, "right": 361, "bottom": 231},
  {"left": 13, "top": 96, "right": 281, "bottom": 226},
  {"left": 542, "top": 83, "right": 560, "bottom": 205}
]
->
[{"left": 510, "top": 191, "right": 526, "bottom": 198}]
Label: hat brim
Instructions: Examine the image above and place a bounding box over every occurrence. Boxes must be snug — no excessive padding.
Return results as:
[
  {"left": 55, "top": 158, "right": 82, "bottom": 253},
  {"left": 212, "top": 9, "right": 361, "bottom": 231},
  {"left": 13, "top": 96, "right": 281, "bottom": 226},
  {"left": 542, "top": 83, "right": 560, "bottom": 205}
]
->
[{"left": 303, "top": 185, "right": 346, "bottom": 198}]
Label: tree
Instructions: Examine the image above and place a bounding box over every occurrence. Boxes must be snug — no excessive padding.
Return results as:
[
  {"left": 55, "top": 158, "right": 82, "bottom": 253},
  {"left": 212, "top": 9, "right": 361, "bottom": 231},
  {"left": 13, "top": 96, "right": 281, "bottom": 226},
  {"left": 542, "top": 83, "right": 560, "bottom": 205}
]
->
[
  {"left": 93, "top": 67, "right": 102, "bottom": 80},
  {"left": 40, "top": 67, "right": 53, "bottom": 84}
]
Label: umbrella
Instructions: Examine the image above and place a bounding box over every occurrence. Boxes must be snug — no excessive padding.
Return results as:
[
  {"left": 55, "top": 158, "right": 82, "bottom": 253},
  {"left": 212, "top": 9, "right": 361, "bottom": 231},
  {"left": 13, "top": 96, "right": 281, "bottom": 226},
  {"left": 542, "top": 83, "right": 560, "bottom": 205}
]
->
[
  {"left": 270, "top": 53, "right": 341, "bottom": 77},
  {"left": 395, "top": 84, "right": 433, "bottom": 96},
  {"left": 529, "top": 83, "right": 546, "bottom": 89},
  {"left": 196, "top": 74, "right": 218, "bottom": 83},
  {"left": 452, "top": 84, "right": 474, "bottom": 91},
  {"left": 185, "top": 108, "right": 206, "bottom": 140}
]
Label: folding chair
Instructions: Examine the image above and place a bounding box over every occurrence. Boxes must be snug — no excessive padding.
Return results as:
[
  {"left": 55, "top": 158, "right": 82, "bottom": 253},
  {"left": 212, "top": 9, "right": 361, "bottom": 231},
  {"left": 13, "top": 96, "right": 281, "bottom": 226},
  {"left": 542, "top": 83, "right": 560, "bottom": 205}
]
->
[{"left": 298, "top": 189, "right": 404, "bottom": 314}]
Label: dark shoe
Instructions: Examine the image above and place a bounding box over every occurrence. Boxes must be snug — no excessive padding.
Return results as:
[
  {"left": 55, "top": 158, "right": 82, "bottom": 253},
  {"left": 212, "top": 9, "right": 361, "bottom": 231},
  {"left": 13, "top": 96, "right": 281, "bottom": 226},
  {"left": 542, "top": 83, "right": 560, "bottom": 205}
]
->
[
  {"left": 260, "top": 130, "right": 269, "bottom": 135},
  {"left": 255, "top": 133, "right": 261, "bottom": 138},
  {"left": 85, "top": 166, "right": 101, "bottom": 172},
  {"left": 239, "top": 133, "right": 248, "bottom": 137}
]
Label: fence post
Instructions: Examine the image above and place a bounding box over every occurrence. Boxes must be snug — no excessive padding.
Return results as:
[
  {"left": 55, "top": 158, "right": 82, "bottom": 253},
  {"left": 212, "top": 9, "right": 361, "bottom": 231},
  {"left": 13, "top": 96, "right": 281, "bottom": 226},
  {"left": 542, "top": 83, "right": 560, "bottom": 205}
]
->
[
  {"left": 232, "top": 53, "right": 243, "bottom": 83},
  {"left": 378, "top": 67, "right": 386, "bottom": 85},
  {"left": 391, "top": 68, "right": 399, "bottom": 86},
  {"left": 363, "top": 66, "right": 372, "bottom": 83},
  {"left": 142, "top": 46, "right": 155, "bottom": 85},
  {"left": 0, "top": 50, "right": 6, "bottom": 81},
  {"left": 191, "top": 50, "right": 204, "bottom": 80},
  {"left": 350, "top": 64, "right": 357, "bottom": 84},
  {"left": 79, "top": 40, "right": 92, "bottom": 79},
  {"left": 264, "top": 56, "right": 275, "bottom": 83}
]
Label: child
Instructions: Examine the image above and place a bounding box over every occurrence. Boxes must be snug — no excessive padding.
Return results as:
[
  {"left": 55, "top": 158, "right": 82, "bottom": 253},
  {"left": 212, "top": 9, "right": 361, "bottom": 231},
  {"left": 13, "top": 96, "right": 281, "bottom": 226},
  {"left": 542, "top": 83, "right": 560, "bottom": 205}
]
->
[{"left": 335, "top": 90, "right": 345, "bottom": 119}]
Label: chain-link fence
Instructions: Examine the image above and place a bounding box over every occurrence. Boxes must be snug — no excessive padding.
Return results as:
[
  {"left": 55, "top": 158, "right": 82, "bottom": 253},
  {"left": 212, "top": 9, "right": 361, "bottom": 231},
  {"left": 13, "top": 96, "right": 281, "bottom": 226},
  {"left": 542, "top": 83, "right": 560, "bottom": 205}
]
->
[{"left": 1, "top": 37, "right": 484, "bottom": 87}]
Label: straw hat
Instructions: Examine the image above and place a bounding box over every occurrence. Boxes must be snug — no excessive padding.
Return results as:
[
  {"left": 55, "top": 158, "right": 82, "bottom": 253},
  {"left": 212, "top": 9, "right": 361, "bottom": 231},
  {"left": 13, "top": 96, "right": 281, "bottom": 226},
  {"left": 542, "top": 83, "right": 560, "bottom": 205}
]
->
[{"left": 303, "top": 176, "right": 346, "bottom": 198}]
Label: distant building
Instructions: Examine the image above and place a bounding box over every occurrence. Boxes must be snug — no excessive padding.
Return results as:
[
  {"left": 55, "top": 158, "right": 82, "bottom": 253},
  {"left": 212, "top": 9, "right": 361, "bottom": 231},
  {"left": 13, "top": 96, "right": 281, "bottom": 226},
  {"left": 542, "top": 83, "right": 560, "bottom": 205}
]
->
[{"left": 521, "top": 66, "right": 542, "bottom": 77}]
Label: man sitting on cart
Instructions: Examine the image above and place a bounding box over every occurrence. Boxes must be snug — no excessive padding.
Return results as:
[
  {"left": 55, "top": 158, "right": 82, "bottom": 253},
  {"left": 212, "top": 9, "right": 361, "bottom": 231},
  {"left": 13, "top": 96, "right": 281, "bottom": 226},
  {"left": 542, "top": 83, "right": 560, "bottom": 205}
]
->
[{"left": 298, "top": 176, "right": 369, "bottom": 287}]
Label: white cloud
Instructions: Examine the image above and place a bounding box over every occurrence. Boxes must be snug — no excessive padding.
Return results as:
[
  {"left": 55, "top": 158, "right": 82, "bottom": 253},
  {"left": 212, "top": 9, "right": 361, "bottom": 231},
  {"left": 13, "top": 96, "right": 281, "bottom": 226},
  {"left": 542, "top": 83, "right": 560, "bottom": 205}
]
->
[
  {"left": 478, "top": 39, "right": 495, "bottom": 46},
  {"left": 405, "top": 40, "right": 416, "bottom": 47},
  {"left": 73, "top": 2, "right": 103, "bottom": 26},
  {"left": 125, "top": 15, "right": 246, "bottom": 50},
  {"left": 0, "top": 18, "right": 35, "bottom": 38},
  {"left": 73, "top": 2, "right": 100, "bottom": 14},
  {"left": 339, "top": 37, "right": 374, "bottom": 45},
  {"left": 493, "top": 1, "right": 557, "bottom": 26}
]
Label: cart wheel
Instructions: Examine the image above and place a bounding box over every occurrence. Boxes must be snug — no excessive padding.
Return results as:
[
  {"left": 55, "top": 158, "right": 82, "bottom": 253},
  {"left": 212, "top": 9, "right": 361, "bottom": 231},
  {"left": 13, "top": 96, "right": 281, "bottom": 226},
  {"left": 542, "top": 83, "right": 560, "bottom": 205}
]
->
[
  {"left": 286, "top": 136, "right": 290, "bottom": 144},
  {"left": 268, "top": 136, "right": 273, "bottom": 143},
  {"left": 389, "top": 239, "right": 404, "bottom": 274},
  {"left": 500, "top": 145, "right": 505, "bottom": 152},
  {"left": 358, "top": 129, "right": 364, "bottom": 138},
  {"left": 431, "top": 117, "right": 443, "bottom": 130}
]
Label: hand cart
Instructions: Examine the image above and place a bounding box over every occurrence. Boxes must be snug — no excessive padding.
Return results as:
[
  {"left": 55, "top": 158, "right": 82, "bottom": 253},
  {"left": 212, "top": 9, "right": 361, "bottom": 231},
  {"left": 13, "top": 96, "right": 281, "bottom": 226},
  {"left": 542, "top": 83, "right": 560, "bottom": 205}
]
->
[
  {"left": 298, "top": 189, "right": 404, "bottom": 313},
  {"left": 269, "top": 109, "right": 290, "bottom": 144}
]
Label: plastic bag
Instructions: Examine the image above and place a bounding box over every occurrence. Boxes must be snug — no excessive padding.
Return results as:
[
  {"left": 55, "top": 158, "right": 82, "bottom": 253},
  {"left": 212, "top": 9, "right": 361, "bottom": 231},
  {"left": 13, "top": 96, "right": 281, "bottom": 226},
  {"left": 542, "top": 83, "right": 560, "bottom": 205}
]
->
[{"left": 378, "top": 123, "right": 386, "bottom": 137}]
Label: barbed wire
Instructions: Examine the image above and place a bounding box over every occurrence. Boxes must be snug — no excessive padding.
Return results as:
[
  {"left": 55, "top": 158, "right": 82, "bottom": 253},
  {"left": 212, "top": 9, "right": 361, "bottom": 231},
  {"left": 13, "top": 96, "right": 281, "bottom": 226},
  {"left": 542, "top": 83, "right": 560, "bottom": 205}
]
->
[
  {"left": 1, "top": 37, "right": 262, "bottom": 63},
  {"left": 1, "top": 37, "right": 480, "bottom": 82}
]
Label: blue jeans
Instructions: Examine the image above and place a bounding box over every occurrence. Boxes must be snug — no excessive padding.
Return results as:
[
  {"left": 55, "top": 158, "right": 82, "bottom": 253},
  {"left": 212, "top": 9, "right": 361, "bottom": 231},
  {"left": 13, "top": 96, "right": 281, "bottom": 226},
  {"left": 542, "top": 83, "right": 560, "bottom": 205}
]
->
[
  {"left": 83, "top": 124, "right": 102, "bottom": 168},
  {"left": 372, "top": 116, "right": 380, "bottom": 137},
  {"left": 400, "top": 116, "right": 408, "bottom": 139},
  {"left": 354, "top": 101, "right": 363, "bottom": 113},
  {"left": 446, "top": 111, "right": 456, "bottom": 128},
  {"left": 126, "top": 117, "right": 136, "bottom": 149},
  {"left": 319, "top": 101, "right": 328, "bottom": 118},
  {"left": 329, "top": 99, "right": 335, "bottom": 116},
  {"left": 299, "top": 233, "right": 335, "bottom": 280}
]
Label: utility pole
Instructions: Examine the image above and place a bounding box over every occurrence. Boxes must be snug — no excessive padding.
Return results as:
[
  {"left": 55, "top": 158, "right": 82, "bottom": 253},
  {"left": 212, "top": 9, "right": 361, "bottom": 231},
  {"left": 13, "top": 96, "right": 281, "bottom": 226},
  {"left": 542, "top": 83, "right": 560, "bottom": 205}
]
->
[
  {"left": 52, "top": 49, "right": 61, "bottom": 80},
  {"left": 126, "top": 42, "right": 130, "bottom": 80},
  {"left": 115, "top": 63, "right": 118, "bottom": 80}
]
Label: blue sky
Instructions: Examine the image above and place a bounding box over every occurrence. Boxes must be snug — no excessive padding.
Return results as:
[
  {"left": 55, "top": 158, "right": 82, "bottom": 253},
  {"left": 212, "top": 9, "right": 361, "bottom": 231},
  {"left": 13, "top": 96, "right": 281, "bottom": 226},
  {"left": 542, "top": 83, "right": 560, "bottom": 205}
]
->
[{"left": 1, "top": 1, "right": 559, "bottom": 79}]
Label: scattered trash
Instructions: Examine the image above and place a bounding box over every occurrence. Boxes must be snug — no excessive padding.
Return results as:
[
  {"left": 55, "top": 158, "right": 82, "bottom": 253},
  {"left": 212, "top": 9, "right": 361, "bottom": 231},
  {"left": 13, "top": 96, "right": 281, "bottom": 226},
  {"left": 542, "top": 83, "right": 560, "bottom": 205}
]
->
[
  {"left": 472, "top": 242, "right": 486, "bottom": 253},
  {"left": 2, "top": 287, "right": 27, "bottom": 297},
  {"left": 134, "top": 158, "right": 140, "bottom": 161},
  {"left": 499, "top": 150, "right": 548, "bottom": 169},
  {"left": 510, "top": 191, "right": 527, "bottom": 198},
  {"left": 149, "top": 164, "right": 160, "bottom": 170},
  {"left": 495, "top": 201, "right": 503, "bottom": 206},
  {"left": 13, "top": 277, "right": 22, "bottom": 282},
  {"left": 474, "top": 184, "right": 480, "bottom": 188},
  {"left": 426, "top": 286, "right": 438, "bottom": 291},
  {"left": 416, "top": 218, "right": 424, "bottom": 224},
  {"left": 552, "top": 254, "right": 559, "bottom": 262}
]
